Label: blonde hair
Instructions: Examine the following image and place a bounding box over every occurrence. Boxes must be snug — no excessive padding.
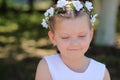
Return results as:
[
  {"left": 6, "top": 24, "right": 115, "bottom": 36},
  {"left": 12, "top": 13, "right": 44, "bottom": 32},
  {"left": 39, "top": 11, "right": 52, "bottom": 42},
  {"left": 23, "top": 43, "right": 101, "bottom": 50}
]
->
[{"left": 48, "top": 6, "right": 92, "bottom": 33}]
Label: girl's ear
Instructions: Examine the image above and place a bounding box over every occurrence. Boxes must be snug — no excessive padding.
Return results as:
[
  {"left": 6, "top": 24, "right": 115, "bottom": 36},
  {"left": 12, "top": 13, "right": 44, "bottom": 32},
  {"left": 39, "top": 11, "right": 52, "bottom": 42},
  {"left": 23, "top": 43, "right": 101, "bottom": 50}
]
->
[
  {"left": 48, "top": 31, "right": 56, "bottom": 46},
  {"left": 90, "top": 28, "right": 94, "bottom": 41}
]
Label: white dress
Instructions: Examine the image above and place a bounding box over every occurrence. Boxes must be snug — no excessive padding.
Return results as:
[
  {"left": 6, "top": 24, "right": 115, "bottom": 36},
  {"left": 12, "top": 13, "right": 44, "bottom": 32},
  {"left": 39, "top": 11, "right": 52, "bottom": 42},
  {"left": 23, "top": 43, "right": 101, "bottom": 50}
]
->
[{"left": 44, "top": 54, "right": 105, "bottom": 80}]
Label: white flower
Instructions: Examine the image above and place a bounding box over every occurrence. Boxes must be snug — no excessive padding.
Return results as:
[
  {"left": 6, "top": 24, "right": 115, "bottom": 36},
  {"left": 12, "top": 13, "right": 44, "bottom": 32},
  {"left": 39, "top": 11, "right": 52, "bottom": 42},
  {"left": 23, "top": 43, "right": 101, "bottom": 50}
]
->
[
  {"left": 44, "top": 7, "right": 54, "bottom": 17},
  {"left": 72, "top": 1, "right": 83, "bottom": 11},
  {"left": 56, "top": 0, "right": 68, "bottom": 8},
  {"left": 91, "top": 14, "right": 98, "bottom": 25},
  {"left": 85, "top": 1, "right": 93, "bottom": 11},
  {"left": 41, "top": 19, "right": 48, "bottom": 28}
]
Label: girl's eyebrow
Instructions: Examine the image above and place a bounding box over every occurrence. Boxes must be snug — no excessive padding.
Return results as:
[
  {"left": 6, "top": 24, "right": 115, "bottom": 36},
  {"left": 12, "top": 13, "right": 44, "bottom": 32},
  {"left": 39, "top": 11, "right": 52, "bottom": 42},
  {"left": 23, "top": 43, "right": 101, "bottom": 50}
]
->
[
  {"left": 60, "top": 33, "right": 70, "bottom": 36},
  {"left": 78, "top": 32, "right": 87, "bottom": 34},
  {"left": 60, "top": 32, "right": 87, "bottom": 36}
]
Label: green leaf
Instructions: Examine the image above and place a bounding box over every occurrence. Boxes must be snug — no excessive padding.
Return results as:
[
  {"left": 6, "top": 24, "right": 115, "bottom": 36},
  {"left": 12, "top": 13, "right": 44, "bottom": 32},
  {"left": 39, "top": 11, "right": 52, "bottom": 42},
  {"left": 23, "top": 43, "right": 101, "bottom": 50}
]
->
[{"left": 70, "top": 3, "right": 75, "bottom": 10}]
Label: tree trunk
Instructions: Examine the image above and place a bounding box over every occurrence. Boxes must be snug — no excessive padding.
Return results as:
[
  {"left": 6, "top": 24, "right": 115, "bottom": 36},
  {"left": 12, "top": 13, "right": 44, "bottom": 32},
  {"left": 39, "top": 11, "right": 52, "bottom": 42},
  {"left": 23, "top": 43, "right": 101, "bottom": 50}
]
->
[
  {"left": 28, "top": 0, "right": 34, "bottom": 13},
  {"left": 94, "top": 0, "right": 119, "bottom": 46},
  {"left": 1, "top": 0, "right": 7, "bottom": 13}
]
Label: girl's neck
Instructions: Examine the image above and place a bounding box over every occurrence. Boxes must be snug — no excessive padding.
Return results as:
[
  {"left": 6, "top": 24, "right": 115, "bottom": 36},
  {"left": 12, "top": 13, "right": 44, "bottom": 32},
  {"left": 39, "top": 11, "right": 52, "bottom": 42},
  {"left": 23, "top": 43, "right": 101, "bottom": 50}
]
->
[
  {"left": 59, "top": 54, "right": 90, "bottom": 73},
  {"left": 60, "top": 53, "right": 87, "bottom": 63}
]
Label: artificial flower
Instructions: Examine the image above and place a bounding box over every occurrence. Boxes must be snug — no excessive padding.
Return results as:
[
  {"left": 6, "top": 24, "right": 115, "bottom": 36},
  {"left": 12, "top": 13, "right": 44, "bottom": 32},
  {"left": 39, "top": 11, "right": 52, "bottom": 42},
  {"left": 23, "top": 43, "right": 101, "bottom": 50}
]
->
[
  {"left": 91, "top": 14, "right": 98, "bottom": 25},
  {"left": 41, "top": 0, "right": 98, "bottom": 28},
  {"left": 85, "top": 1, "right": 93, "bottom": 11},
  {"left": 41, "top": 19, "right": 48, "bottom": 28},
  {"left": 44, "top": 7, "right": 54, "bottom": 17},
  {"left": 56, "top": 0, "right": 68, "bottom": 8},
  {"left": 72, "top": 1, "right": 83, "bottom": 11}
]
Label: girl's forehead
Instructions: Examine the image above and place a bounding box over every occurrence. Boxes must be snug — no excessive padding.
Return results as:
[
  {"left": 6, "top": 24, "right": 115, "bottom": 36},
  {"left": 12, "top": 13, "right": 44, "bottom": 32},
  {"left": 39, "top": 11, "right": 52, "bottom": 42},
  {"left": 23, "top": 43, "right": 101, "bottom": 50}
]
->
[{"left": 55, "top": 16, "right": 90, "bottom": 32}]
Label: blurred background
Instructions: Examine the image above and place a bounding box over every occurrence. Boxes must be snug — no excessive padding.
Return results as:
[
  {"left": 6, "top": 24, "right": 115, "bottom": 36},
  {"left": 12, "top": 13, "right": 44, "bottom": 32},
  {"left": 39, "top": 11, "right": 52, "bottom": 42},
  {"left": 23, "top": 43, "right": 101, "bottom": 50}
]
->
[{"left": 0, "top": 0, "right": 120, "bottom": 80}]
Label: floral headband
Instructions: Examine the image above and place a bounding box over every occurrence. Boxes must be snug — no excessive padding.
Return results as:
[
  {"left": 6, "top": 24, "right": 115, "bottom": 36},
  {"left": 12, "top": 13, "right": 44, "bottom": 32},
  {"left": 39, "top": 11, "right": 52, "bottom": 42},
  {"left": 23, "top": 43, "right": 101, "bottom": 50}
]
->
[{"left": 41, "top": 0, "right": 98, "bottom": 28}]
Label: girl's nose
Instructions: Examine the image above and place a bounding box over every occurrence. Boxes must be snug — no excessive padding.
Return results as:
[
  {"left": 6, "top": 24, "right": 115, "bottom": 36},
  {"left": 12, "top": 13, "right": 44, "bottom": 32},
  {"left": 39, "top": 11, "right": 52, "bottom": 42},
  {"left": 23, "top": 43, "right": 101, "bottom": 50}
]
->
[{"left": 70, "top": 38, "right": 80, "bottom": 46}]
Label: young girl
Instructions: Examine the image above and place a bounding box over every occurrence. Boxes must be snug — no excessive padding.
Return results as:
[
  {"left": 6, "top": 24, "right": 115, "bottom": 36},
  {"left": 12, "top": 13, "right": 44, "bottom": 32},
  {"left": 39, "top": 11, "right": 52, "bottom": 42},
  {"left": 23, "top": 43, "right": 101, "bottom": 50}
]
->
[{"left": 35, "top": 0, "right": 111, "bottom": 80}]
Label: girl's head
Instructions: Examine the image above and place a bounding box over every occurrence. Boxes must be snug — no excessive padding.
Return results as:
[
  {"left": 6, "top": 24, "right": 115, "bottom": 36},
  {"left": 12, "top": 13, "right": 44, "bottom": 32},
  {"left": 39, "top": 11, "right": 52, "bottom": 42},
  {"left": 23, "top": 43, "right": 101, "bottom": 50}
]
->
[
  {"left": 41, "top": 0, "right": 97, "bottom": 55},
  {"left": 49, "top": 10, "right": 92, "bottom": 33},
  {"left": 41, "top": 0, "right": 98, "bottom": 31}
]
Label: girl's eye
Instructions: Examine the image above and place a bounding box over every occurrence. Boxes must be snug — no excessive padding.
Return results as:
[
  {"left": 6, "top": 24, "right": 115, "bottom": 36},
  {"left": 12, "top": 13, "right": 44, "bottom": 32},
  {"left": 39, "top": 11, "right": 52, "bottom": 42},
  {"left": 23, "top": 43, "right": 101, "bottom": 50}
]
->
[
  {"left": 61, "top": 37, "right": 69, "bottom": 39},
  {"left": 79, "top": 35, "right": 86, "bottom": 38}
]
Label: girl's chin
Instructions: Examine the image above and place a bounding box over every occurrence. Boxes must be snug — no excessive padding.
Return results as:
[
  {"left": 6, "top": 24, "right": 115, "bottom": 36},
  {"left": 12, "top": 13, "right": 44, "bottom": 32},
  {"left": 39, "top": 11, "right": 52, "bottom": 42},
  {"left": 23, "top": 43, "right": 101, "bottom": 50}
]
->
[{"left": 67, "top": 51, "right": 85, "bottom": 55}]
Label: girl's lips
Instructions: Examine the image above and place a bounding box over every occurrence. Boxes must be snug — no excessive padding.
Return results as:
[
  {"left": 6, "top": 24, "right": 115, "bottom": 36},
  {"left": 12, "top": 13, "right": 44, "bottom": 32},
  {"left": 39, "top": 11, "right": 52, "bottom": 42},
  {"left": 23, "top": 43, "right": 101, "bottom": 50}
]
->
[{"left": 68, "top": 48, "right": 80, "bottom": 51}]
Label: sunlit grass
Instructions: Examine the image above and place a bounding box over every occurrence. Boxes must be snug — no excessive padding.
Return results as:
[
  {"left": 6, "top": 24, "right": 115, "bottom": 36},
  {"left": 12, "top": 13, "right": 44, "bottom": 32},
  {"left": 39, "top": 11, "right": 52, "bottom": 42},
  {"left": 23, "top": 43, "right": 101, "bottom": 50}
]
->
[{"left": 0, "top": 36, "right": 16, "bottom": 43}]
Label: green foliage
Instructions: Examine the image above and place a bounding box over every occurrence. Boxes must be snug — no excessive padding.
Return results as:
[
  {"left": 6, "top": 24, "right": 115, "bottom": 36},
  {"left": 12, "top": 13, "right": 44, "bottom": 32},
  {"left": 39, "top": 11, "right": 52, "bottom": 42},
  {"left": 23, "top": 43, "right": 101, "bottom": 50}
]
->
[
  {"left": 0, "top": 0, "right": 2, "bottom": 4},
  {"left": 0, "top": 19, "right": 18, "bottom": 33},
  {"left": 0, "top": 11, "right": 48, "bottom": 44}
]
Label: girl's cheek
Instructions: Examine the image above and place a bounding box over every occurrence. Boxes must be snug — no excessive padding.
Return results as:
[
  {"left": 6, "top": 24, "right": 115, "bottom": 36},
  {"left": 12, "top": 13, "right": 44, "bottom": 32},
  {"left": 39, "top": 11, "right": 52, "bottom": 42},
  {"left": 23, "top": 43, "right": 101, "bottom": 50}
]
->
[
  {"left": 61, "top": 39, "right": 70, "bottom": 44},
  {"left": 55, "top": 38, "right": 69, "bottom": 44}
]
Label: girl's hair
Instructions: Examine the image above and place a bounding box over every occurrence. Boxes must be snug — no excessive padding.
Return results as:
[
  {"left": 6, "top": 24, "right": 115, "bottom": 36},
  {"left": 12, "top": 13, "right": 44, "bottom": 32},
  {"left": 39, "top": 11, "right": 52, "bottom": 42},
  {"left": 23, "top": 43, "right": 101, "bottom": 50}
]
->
[
  {"left": 52, "top": 0, "right": 92, "bottom": 5},
  {"left": 48, "top": 5, "right": 92, "bottom": 33}
]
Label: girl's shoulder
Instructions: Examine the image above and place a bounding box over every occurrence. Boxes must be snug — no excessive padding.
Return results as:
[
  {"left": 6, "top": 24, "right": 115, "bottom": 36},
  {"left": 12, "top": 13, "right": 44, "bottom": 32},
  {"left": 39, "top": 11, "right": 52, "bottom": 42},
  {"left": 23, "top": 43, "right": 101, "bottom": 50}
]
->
[
  {"left": 90, "top": 59, "right": 111, "bottom": 80},
  {"left": 43, "top": 53, "right": 59, "bottom": 62},
  {"left": 35, "top": 58, "right": 52, "bottom": 80},
  {"left": 89, "top": 58, "right": 106, "bottom": 70}
]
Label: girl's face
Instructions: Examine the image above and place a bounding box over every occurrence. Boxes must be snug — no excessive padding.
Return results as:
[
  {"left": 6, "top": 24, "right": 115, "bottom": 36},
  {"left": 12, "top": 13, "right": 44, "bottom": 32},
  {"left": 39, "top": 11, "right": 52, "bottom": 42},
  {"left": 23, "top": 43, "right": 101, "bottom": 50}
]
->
[{"left": 48, "top": 16, "right": 94, "bottom": 57}]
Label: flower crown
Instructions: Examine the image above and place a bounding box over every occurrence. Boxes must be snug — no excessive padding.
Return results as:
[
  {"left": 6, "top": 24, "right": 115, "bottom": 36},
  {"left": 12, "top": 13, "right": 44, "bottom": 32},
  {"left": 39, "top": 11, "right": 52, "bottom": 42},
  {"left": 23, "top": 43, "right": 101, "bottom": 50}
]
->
[{"left": 41, "top": 0, "right": 98, "bottom": 28}]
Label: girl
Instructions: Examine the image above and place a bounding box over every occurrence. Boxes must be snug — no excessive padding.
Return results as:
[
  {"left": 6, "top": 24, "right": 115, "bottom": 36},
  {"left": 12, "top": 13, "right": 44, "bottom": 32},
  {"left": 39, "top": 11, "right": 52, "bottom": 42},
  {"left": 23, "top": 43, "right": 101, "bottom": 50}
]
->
[{"left": 35, "top": 0, "right": 111, "bottom": 80}]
